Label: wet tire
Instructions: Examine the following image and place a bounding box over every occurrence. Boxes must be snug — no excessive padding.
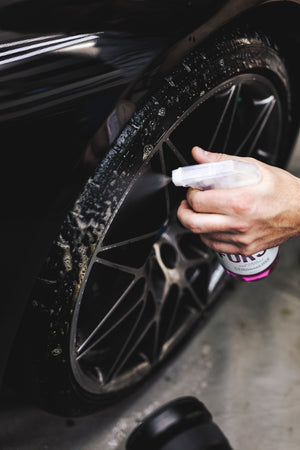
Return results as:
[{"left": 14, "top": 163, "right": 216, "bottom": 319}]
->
[{"left": 11, "top": 28, "right": 292, "bottom": 415}]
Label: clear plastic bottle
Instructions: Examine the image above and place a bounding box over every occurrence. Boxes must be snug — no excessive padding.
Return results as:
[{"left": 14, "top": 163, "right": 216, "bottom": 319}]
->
[
  {"left": 172, "top": 160, "right": 279, "bottom": 281},
  {"left": 216, "top": 247, "right": 279, "bottom": 281}
]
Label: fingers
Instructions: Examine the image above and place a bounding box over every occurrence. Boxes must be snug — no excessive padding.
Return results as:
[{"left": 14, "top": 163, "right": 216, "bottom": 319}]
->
[
  {"left": 200, "top": 235, "right": 244, "bottom": 255},
  {"left": 177, "top": 200, "right": 247, "bottom": 234},
  {"left": 200, "top": 234, "right": 271, "bottom": 256},
  {"left": 191, "top": 146, "right": 240, "bottom": 164},
  {"left": 177, "top": 200, "right": 256, "bottom": 254},
  {"left": 186, "top": 187, "right": 255, "bottom": 217},
  {"left": 191, "top": 146, "right": 258, "bottom": 167},
  {"left": 177, "top": 147, "right": 277, "bottom": 254}
]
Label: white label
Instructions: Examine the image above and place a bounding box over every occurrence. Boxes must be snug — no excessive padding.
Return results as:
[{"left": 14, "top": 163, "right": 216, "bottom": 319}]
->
[{"left": 217, "top": 247, "right": 279, "bottom": 276}]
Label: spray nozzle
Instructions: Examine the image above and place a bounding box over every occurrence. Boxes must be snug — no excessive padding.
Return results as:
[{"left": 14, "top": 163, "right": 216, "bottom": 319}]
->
[{"left": 172, "top": 159, "right": 261, "bottom": 190}]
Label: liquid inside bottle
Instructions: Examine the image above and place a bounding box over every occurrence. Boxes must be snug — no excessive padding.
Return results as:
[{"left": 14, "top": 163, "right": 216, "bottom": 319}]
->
[{"left": 217, "top": 246, "right": 279, "bottom": 282}]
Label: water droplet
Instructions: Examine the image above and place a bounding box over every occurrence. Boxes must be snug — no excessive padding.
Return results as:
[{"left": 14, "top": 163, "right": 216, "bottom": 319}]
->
[
  {"left": 143, "top": 145, "right": 153, "bottom": 160},
  {"left": 51, "top": 347, "right": 62, "bottom": 357},
  {"left": 165, "top": 76, "right": 175, "bottom": 87},
  {"left": 257, "top": 148, "right": 270, "bottom": 158},
  {"left": 158, "top": 107, "right": 166, "bottom": 117},
  {"left": 182, "top": 63, "right": 191, "bottom": 72}
]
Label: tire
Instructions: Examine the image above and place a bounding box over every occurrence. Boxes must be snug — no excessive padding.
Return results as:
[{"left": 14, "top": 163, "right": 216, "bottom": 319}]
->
[{"left": 11, "top": 27, "right": 292, "bottom": 415}]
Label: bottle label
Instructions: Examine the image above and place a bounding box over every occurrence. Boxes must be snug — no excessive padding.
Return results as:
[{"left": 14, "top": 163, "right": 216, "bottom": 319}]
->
[{"left": 217, "top": 247, "right": 279, "bottom": 276}]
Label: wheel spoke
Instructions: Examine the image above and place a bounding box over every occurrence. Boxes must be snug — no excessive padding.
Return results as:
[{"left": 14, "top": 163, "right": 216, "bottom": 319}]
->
[
  {"left": 108, "top": 321, "right": 154, "bottom": 381},
  {"left": 76, "top": 297, "right": 144, "bottom": 361},
  {"left": 185, "top": 253, "right": 211, "bottom": 267},
  {"left": 208, "top": 84, "right": 240, "bottom": 151},
  {"left": 208, "top": 263, "right": 225, "bottom": 295},
  {"left": 106, "top": 305, "right": 154, "bottom": 381},
  {"left": 222, "top": 84, "right": 242, "bottom": 153},
  {"left": 94, "top": 256, "right": 139, "bottom": 276},
  {"left": 235, "top": 95, "right": 275, "bottom": 156},
  {"left": 162, "top": 290, "right": 181, "bottom": 343},
  {"left": 177, "top": 229, "right": 212, "bottom": 264},
  {"left": 166, "top": 137, "right": 189, "bottom": 165},
  {"left": 98, "top": 230, "right": 159, "bottom": 253},
  {"left": 186, "top": 284, "right": 205, "bottom": 309},
  {"left": 247, "top": 96, "right": 276, "bottom": 156},
  {"left": 76, "top": 278, "right": 141, "bottom": 358}
]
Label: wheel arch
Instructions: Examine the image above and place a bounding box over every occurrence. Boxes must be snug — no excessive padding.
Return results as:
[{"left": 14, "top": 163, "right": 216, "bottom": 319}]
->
[
  {"left": 126, "top": 1, "right": 300, "bottom": 165},
  {"left": 235, "top": 2, "right": 300, "bottom": 162}
]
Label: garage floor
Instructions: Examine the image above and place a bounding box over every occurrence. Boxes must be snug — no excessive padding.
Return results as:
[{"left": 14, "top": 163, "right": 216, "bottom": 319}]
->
[{"left": 1, "top": 135, "right": 300, "bottom": 450}]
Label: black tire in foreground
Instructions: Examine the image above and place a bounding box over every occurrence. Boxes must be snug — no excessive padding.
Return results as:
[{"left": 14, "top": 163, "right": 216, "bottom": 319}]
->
[{"left": 10, "top": 28, "right": 292, "bottom": 415}]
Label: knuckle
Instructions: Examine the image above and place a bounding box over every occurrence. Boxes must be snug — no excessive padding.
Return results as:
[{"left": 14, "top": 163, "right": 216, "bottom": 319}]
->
[
  {"left": 244, "top": 236, "right": 254, "bottom": 248},
  {"left": 187, "top": 195, "right": 196, "bottom": 211},
  {"left": 211, "top": 152, "right": 227, "bottom": 162},
  {"left": 240, "top": 238, "right": 251, "bottom": 249},
  {"left": 205, "top": 239, "right": 219, "bottom": 252},
  {"left": 231, "top": 193, "right": 254, "bottom": 215},
  {"left": 236, "top": 235, "right": 251, "bottom": 248},
  {"left": 241, "top": 246, "right": 254, "bottom": 256},
  {"left": 211, "top": 242, "right": 220, "bottom": 252},
  {"left": 235, "top": 221, "right": 250, "bottom": 234},
  {"left": 189, "top": 217, "right": 202, "bottom": 234},
  {"left": 177, "top": 209, "right": 201, "bottom": 234},
  {"left": 177, "top": 206, "right": 184, "bottom": 223},
  {"left": 177, "top": 206, "right": 188, "bottom": 228},
  {"left": 237, "top": 238, "right": 254, "bottom": 255},
  {"left": 187, "top": 191, "right": 200, "bottom": 212}
]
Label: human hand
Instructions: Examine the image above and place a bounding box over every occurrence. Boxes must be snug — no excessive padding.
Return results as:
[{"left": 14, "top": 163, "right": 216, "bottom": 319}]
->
[{"left": 177, "top": 146, "right": 300, "bottom": 255}]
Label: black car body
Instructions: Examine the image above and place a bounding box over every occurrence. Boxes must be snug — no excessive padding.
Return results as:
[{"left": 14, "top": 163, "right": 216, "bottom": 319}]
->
[{"left": 1, "top": 0, "right": 300, "bottom": 415}]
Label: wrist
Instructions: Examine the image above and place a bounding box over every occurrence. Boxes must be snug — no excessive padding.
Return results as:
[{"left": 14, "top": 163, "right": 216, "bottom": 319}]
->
[{"left": 286, "top": 173, "right": 300, "bottom": 239}]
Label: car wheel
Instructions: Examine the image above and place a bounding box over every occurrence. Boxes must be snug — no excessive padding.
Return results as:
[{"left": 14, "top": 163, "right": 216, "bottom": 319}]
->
[{"left": 11, "top": 28, "right": 292, "bottom": 415}]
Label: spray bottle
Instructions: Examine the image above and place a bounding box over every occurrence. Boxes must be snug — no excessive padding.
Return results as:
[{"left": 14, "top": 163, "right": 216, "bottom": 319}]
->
[{"left": 172, "top": 159, "right": 279, "bottom": 282}]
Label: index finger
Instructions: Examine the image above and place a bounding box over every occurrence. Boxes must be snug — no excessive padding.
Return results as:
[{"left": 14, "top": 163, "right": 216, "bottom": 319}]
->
[{"left": 187, "top": 186, "right": 254, "bottom": 216}]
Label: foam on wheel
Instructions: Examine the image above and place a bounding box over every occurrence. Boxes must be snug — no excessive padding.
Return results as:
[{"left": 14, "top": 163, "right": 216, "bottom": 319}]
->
[{"left": 10, "top": 28, "right": 292, "bottom": 415}]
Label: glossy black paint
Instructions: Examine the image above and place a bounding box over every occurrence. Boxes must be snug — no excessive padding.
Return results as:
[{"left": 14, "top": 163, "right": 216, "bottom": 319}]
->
[
  {"left": 1, "top": 0, "right": 300, "bottom": 391},
  {"left": 1, "top": 30, "right": 170, "bottom": 386},
  {"left": 0, "top": 0, "right": 227, "bottom": 34}
]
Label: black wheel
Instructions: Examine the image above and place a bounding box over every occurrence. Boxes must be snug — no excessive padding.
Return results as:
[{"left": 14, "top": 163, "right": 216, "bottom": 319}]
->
[{"left": 11, "top": 28, "right": 292, "bottom": 415}]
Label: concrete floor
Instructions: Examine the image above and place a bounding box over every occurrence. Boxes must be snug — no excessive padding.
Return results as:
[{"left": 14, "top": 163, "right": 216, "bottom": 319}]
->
[{"left": 1, "top": 135, "right": 300, "bottom": 450}]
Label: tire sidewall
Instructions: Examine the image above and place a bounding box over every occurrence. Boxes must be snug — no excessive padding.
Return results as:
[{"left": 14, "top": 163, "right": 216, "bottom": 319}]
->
[{"left": 25, "top": 28, "right": 292, "bottom": 415}]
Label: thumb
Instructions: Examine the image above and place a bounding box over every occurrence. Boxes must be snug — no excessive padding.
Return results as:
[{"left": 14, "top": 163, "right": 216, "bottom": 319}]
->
[{"left": 191, "top": 146, "right": 240, "bottom": 164}]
